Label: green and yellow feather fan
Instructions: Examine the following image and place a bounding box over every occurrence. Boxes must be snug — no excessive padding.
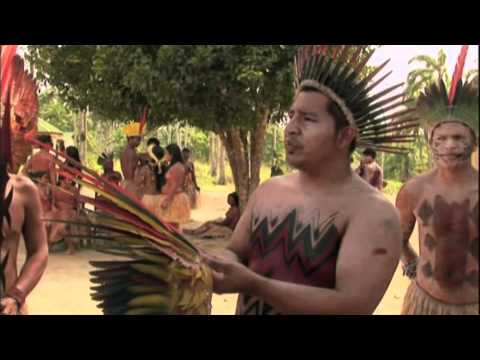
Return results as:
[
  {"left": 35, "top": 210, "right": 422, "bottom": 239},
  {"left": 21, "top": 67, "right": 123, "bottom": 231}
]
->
[
  {"left": 416, "top": 46, "right": 479, "bottom": 142},
  {"left": 28, "top": 135, "right": 213, "bottom": 315}
]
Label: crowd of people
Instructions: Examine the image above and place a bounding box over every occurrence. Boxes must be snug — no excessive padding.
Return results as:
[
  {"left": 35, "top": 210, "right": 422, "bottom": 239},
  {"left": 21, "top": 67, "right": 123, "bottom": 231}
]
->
[{"left": 13, "top": 124, "right": 219, "bottom": 259}]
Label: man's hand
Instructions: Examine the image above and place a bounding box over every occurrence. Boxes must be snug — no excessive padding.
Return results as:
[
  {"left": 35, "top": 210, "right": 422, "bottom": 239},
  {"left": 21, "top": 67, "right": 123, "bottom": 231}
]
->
[
  {"left": 205, "top": 255, "right": 260, "bottom": 295},
  {"left": 0, "top": 297, "right": 19, "bottom": 315},
  {"left": 402, "top": 258, "right": 418, "bottom": 280},
  {"left": 161, "top": 198, "right": 172, "bottom": 210}
]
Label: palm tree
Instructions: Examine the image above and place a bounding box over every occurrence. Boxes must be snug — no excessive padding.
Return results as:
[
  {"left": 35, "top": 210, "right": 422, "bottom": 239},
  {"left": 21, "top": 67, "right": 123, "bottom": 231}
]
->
[
  {"left": 406, "top": 50, "right": 449, "bottom": 101},
  {"left": 402, "top": 50, "right": 452, "bottom": 171}
]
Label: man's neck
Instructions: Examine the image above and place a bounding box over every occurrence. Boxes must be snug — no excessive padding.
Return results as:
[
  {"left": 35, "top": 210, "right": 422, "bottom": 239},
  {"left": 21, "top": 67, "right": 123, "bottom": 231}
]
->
[
  {"left": 436, "top": 163, "right": 474, "bottom": 185},
  {"left": 298, "top": 157, "right": 352, "bottom": 189}
]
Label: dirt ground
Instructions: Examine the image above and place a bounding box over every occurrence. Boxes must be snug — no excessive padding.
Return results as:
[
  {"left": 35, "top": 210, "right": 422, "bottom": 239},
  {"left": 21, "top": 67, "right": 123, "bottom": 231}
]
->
[{"left": 18, "top": 191, "right": 417, "bottom": 315}]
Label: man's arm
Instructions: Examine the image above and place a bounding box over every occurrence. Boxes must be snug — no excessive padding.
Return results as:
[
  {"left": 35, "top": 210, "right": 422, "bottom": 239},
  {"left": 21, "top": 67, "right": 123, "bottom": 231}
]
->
[
  {"left": 121, "top": 150, "right": 137, "bottom": 181},
  {"left": 209, "top": 200, "right": 402, "bottom": 315},
  {"left": 11, "top": 179, "right": 48, "bottom": 304},
  {"left": 48, "top": 156, "right": 57, "bottom": 189},
  {"left": 395, "top": 183, "right": 418, "bottom": 277}
]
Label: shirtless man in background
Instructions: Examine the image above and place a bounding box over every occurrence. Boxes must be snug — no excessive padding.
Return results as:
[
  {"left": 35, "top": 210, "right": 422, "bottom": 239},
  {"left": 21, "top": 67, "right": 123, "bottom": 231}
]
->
[
  {"left": 356, "top": 148, "right": 384, "bottom": 191},
  {"left": 1, "top": 174, "right": 49, "bottom": 315},
  {"left": 22, "top": 134, "right": 57, "bottom": 210},
  {"left": 397, "top": 55, "right": 478, "bottom": 315},
  {"left": 120, "top": 122, "right": 143, "bottom": 199}
]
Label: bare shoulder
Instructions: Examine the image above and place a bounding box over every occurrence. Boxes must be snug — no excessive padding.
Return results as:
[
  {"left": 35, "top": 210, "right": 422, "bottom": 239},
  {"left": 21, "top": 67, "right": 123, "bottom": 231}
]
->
[
  {"left": 405, "top": 170, "right": 435, "bottom": 192},
  {"left": 348, "top": 191, "right": 402, "bottom": 254},
  {"left": 251, "top": 174, "right": 296, "bottom": 200},
  {"left": 359, "top": 187, "right": 399, "bottom": 223},
  {"left": 10, "top": 174, "right": 38, "bottom": 195}
]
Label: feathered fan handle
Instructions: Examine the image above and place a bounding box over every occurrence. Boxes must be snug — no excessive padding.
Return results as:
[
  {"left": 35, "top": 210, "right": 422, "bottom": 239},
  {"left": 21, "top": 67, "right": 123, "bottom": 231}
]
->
[{"left": 448, "top": 45, "right": 469, "bottom": 106}]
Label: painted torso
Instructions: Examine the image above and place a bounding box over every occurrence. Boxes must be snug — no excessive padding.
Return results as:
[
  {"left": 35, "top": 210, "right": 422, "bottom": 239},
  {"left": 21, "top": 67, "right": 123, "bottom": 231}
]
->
[{"left": 413, "top": 173, "right": 478, "bottom": 305}]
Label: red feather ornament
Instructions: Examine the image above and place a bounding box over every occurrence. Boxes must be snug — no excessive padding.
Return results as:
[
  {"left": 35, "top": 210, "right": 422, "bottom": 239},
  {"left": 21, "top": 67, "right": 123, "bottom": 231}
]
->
[{"left": 448, "top": 45, "right": 469, "bottom": 106}]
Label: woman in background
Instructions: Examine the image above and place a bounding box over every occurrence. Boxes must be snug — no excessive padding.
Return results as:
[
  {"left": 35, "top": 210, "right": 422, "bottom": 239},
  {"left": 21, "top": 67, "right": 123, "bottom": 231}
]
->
[{"left": 157, "top": 144, "right": 191, "bottom": 230}]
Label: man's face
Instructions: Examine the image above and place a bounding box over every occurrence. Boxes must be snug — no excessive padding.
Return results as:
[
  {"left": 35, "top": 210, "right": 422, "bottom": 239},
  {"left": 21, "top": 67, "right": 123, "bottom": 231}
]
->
[
  {"left": 363, "top": 155, "right": 374, "bottom": 165},
  {"left": 285, "top": 91, "right": 339, "bottom": 171},
  {"left": 183, "top": 151, "right": 190, "bottom": 162},
  {"left": 430, "top": 122, "right": 476, "bottom": 170},
  {"left": 128, "top": 136, "right": 142, "bottom": 148}
]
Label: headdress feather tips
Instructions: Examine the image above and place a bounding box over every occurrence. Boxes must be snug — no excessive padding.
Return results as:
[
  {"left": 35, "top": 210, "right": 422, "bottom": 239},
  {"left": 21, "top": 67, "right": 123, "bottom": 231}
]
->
[
  {"left": 416, "top": 45, "right": 478, "bottom": 140},
  {"left": 294, "top": 45, "right": 419, "bottom": 154}
]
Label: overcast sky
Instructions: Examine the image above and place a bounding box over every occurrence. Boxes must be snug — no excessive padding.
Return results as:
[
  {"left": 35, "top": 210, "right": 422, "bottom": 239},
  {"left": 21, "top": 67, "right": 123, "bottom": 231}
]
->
[{"left": 369, "top": 45, "right": 479, "bottom": 91}]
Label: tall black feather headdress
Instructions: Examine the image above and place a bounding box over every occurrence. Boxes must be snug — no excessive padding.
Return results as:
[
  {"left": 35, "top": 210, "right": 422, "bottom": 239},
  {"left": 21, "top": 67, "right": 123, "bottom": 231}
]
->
[{"left": 294, "top": 45, "right": 419, "bottom": 154}]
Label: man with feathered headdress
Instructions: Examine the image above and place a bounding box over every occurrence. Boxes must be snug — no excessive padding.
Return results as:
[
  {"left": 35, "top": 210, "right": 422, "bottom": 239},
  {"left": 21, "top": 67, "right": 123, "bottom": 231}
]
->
[
  {"left": 205, "top": 45, "right": 420, "bottom": 315},
  {"left": 1, "top": 45, "right": 48, "bottom": 315},
  {"left": 397, "top": 46, "right": 478, "bottom": 315},
  {"left": 120, "top": 120, "right": 146, "bottom": 199}
]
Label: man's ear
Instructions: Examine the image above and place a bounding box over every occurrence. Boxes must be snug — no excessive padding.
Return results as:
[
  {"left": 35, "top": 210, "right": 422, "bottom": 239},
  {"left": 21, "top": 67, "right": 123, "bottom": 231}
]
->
[{"left": 337, "top": 127, "right": 357, "bottom": 151}]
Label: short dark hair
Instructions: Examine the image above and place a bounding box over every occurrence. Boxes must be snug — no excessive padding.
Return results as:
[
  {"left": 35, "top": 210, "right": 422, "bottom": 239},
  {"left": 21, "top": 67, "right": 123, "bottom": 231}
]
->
[
  {"left": 37, "top": 134, "right": 53, "bottom": 145},
  {"left": 182, "top": 148, "right": 191, "bottom": 154},
  {"left": 147, "top": 138, "right": 160, "bottom": 147},
  {"left": 228, "top": 192, "right": 240, "bottom": 207},
  {"left": 151, "top": 145, "right": 165, "bottom": 161},
  {"left": 362, "top": 148, "right": 377, "bottom": 159},
  {"left": 299, "top": 86, "right": 357, "bottom": 154},
  {"left": 65, "top": 146, "right": 82, "bottom": 170}
]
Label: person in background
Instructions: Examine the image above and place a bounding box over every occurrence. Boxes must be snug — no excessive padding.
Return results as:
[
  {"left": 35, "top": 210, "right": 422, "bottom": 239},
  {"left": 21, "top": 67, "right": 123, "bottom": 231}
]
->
[
  {"left": 182, "top": 148, "right": 201, "bottom": 209},
  {"left": 157, "top": 144, "right": 191, "bottom": 230},
  {"left": 185, "top": 192, "right": 240, "bottom": 239},
  {"left": 356, "top": 148, "right": 384, "bottom": 191},
  {"left": 120, "top": 122, "right": 144, "bottom": 199}
]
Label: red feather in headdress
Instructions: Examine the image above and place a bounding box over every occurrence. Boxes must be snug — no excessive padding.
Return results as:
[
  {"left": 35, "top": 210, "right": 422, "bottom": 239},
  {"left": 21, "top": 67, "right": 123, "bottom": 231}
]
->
[
  {"left": 1, "top": 45, "right": 18, "bottom": 165},
  {"left": 1, "top": 45, "right": 18, "bottom": 298},
  {"left": 448, "top": 45, "right": 469, "bottom": 106},
  {"left": 1, "top": 45, "right": 18, "bottom": 100}
]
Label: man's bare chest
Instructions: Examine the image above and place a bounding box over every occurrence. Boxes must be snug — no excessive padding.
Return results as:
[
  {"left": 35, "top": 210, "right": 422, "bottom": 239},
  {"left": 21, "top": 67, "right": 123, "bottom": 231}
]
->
[
  {"left": 414, "top": 190, "right": 478, "bottom": 234},
  {"left": 414, "top": 188, "right": 478, "bottom": 289},
  {"left": 250, "top": 198, "right": 348, "bottom": 257}
]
